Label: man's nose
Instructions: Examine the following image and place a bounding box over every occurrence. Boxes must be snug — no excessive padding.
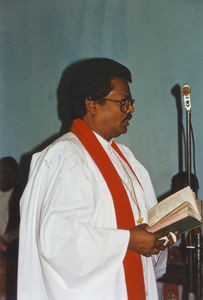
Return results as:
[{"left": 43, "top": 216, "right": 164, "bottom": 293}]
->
[{"left": 128, "top": 102, "right": 134, "bottom": 113}]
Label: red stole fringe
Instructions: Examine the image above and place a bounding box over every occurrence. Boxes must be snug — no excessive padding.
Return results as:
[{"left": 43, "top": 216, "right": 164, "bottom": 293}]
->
[{"left": 71, "top": 119, "right": 145, "bottom": 300}]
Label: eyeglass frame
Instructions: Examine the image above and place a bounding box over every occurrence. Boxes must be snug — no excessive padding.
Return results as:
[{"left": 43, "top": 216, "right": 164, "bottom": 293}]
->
[{"left": 101, "top": 97, "right": 135, "bottom": 113}]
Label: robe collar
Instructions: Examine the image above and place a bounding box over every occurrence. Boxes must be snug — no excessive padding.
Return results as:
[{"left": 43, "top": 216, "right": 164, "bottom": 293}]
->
[{"left": 93, "top": 131, "right": 113, "bottom": 151}]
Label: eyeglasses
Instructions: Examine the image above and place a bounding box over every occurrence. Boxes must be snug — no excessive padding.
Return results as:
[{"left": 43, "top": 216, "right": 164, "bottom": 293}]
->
[{"left": 103, "top": 97, "right": 135, "bottom": 113}]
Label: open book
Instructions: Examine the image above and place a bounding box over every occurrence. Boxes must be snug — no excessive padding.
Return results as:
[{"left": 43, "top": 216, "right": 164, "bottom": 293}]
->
[{"left": 147, "top": 186, "right": 202, "bottom": 233}]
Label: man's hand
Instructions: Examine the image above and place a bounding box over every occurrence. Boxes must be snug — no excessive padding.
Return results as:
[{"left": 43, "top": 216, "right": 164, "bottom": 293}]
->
[{"left": 128, "top": 223, "right": 178, "bottom": 257}]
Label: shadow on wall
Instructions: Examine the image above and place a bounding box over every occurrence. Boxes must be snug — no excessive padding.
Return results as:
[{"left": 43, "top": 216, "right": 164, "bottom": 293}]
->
[
  {"left": 19, "top": 61, "right": 81, "bottom": 191},
  {"left": 3, "top": 60, "right": 86, "bottom": 300}
]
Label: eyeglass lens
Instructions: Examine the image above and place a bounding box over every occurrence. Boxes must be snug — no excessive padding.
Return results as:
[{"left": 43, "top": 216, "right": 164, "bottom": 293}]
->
[{"left": 121, "top": 99, "right": 134, "bottom": 112}]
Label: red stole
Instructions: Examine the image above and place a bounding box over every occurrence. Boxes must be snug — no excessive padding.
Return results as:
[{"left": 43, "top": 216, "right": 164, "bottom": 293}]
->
[{"left": 71, "top": 119, "right": 145, "bottom": 300}]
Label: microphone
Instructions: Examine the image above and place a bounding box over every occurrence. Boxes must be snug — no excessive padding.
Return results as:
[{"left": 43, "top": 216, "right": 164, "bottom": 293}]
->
[{"left": 181, "top": 84, "right": 191, "bottom": 111}]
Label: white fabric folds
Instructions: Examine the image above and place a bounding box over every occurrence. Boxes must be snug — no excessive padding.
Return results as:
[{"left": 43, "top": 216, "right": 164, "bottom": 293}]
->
[{"left": 18, "top": 132, "right": 167, "bottom": 300}]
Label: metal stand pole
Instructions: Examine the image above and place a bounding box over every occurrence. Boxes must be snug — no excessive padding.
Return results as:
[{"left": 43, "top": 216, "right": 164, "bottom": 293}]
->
[
  {"left": 186, "top": 110, "right": 195, "bottom": 300},
  {"left": 195, "top": 230, "right": 202, "bottom": 300},
  {"left": 181, "top": 85, "right": 195, "bottom": 300},
  {"left": 186, "top": 111, "right": 191, "bottom": 188}
]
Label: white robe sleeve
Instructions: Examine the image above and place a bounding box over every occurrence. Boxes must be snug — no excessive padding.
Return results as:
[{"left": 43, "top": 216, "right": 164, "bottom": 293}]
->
[
  {"left": 151, "top": 250, "right": 168, "bottom": 279},
  {"left": 33, "top": 142, "right": 129, "bottom": 292}
]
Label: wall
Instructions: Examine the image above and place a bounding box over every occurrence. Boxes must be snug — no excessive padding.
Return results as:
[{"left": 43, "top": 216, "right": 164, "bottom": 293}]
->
[{"left": 1, "top": 0, "right": 203, "bottom": 199}]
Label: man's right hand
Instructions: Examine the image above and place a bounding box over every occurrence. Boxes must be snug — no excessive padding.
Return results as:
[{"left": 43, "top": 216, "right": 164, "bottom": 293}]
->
[{"left": 128, "top": 223, "right": 176, "bottom": 257}]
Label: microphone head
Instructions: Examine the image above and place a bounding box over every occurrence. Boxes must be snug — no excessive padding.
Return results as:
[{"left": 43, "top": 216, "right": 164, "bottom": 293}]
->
[{"left": 181, "top": 84, "right": 191, "bottom": 96}]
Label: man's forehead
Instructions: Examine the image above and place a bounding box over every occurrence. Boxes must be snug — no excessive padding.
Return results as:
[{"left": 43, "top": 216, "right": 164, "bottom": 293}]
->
[{"left": 109, "top": 77, "right": 131, "bottom": 95}]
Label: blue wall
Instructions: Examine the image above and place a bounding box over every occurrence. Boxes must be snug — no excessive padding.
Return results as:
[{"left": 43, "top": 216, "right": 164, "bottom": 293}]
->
[{"left": 1, "top": 0, "right": 203, "bottom": 199}]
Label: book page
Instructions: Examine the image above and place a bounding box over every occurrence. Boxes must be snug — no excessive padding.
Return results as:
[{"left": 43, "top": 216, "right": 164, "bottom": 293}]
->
[
  {"left": 148, "top": 186, "right": 199, "bottom": 226},
  {"left": 152, "top": 205, "right": 201, "bottom": 229},
  {"left": 148, "top": 210, "right": 202, "bottom": 233},
  {"left": 156, "top": 201, "right": 191, "bottom": 222}
]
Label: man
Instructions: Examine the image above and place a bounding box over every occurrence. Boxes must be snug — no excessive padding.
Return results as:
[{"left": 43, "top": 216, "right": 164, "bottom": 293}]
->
[
  {"left": 18, "top": 58, "right": 177, "bottom": 300},
  {"left": 0, "top": 157, "right": 19, "bottom": 300}
]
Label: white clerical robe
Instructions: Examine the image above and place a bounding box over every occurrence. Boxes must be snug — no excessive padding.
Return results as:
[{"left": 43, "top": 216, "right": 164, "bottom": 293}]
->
[{"left": 18, "top": 131, "right": 167, "bottom": 300}]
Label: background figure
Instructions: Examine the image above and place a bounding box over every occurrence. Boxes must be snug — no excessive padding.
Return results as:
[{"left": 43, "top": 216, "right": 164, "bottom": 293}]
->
[{"left": 0, "top": 157, "right": 20, "bottom": 300}]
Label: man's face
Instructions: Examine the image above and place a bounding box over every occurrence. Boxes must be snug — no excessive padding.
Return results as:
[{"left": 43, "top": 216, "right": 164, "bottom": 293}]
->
[{"left": 90, "top": 77, "right": 134, "bottom": 141}]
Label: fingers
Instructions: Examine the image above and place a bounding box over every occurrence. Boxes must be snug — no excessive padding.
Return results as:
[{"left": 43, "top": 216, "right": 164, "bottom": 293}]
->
[
  {"left": 138, "top": 223, "right": 150, "bottom": 230},
  {"left": 144, "top": 245, "right": 163, "bottom": 257},
  {"left": 128, "top": 224, "right": 179, "bottom": 257},
  {"left": 156, "top": 231, "right": 180, "bottom": 249},
  {"left": 158, "top": 236, "right": 169, "bottom": 246},
  {"left": 156, "top": 239, "right": 167, "bottom": 249},
  {"left": 173, "top": 231, "right": 179, "bottom": 241},
  {"left": 144, "top": 238, "right": 167, "bottom": 257},
  {"left": 155, "top": 230, "right": 169, "bottom": 239},
  {"left": 151, "top": 248, "right": 161, "bottom": 255},
  {"left": 169, "top": 232, "right": 177, "bottom": 242},
  {"left": 166, "top": 231, "right": 179, "bottom": 246}
]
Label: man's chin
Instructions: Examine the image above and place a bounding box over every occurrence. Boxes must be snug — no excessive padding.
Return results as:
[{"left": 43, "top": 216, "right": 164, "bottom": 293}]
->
[{"left": 120, "top": 125, "right": 128, "bottom": 134}]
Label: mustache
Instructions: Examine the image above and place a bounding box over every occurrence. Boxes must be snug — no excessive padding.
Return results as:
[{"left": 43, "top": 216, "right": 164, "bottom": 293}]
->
[{"left": 123, "top": 114, "right": 132, "bottom": 122}]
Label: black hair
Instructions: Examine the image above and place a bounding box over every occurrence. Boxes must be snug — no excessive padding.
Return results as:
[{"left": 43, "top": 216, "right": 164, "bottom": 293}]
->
[
  {"left": 57, "top": 58, "right": 132, "bottom": 121},
  {"left": 0, "top": 156, "right": 18, "bottom": 174}
]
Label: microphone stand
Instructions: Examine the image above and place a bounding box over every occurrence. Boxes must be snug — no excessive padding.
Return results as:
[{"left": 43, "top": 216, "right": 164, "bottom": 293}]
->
[
  {"left": 181, "top": 85, "right": 202, "bottom": 300},
  {"left": 186, "top": 109, "right": 195, "bottom": 300}
]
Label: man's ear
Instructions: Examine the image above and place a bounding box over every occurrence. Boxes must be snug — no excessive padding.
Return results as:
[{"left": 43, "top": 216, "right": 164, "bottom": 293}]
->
[{"left": 85, "top": 98, "right": 97, "bottom": 114}]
